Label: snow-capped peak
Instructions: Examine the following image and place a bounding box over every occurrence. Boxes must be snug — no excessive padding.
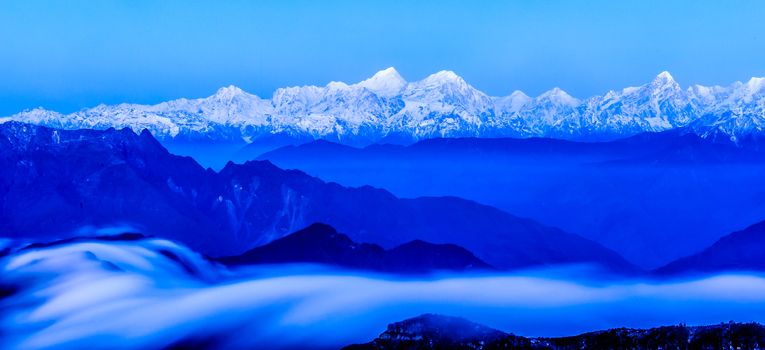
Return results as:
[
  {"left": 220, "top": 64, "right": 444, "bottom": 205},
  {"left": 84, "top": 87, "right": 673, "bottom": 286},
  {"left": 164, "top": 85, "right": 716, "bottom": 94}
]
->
[
  {"left": 2, "top": 107, "right": 61, "bottom": 122},
  {"left": 687, "top": 84, "right": 722, "bottom": 102},
  {"left": 508, "top": 90, "right": 532, "bottom": 104},
  {"left": 656, "top": 71, "right": 674, "bottom": 81},
  {"left": 326, "top": 81, "right": 351, "bottom": 90},
  {"left": 213, "top": 85, "right": 247, "bottom": 99},
  {"left": 495, "top": 90, "right": 532, "bottom": 113},
  {"left": 420, "top": 70, "right": 466, "bottom": 86},
  {"left": 537, "top": 87, "right": 580, "bottom": 106},
  {"left": 744, "top": 77, "right": 765, "bottom": 95},
  {"left": 509, "top": 90, "right": 530, "bottom": 98},
  {"left": 356, "top": 67, "right": 407, "bottom": 97},
  {"left": 650, "top": 71, "right": 679, "bottom": 89},
  {"left": 723, "top": 76, "right": 765, "bottom": 103}
]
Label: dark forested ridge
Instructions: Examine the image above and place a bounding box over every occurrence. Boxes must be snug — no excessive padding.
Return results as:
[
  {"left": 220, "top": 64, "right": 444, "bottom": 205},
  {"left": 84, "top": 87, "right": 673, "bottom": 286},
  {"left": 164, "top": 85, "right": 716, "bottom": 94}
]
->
[{"left": 345, "top": 314, "right": 765, "bottom": 350}]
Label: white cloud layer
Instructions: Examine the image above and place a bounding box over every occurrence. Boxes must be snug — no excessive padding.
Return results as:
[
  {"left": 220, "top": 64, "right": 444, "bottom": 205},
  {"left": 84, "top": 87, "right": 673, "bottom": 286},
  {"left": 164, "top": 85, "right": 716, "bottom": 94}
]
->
[{"left": 3, "top": 238, "right": 765, "bottom": 349}]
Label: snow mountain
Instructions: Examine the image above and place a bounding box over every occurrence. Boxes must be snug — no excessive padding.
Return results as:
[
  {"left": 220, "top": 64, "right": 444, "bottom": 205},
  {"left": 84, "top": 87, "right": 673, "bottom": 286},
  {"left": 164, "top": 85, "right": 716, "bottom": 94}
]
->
[{"left": 4, "top": 68, "right": 765, "bottom": 144}]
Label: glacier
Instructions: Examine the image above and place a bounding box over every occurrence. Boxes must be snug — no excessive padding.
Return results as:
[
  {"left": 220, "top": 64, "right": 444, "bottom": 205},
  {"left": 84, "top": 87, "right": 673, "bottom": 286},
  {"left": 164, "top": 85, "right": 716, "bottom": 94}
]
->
[{"left": 3, "top": 68, "right": 765, "bottom": 144}]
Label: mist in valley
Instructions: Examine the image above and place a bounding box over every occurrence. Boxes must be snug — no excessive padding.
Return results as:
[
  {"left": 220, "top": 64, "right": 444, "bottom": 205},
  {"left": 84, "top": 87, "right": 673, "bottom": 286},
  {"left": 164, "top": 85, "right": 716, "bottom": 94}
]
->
[{"left": 3, "top": 236, "right": 765, "bottom": 349}]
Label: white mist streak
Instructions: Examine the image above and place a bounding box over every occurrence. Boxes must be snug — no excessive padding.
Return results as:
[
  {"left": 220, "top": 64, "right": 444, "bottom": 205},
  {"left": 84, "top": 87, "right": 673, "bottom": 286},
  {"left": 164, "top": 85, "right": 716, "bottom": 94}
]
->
[{"left": 3, "top": 238, "right": 765, "bottom": 349}]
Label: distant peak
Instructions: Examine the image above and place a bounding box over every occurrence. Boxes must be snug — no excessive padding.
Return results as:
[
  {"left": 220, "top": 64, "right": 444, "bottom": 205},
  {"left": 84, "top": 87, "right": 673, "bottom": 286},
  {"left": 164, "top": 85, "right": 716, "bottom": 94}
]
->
[
  {"left": 415, "top": 70, "right": 468, "bottom": 89},
  {"left": 356, "top": 67, "right": 407, "bottom": 96},
  {"left": 6, "top": 107, "right": 62, "bottom": 121},
  {"left": 651, "top": 71, "right": 678, "bottom": 87},
  {"left": 217, "top": 84, "right": 243, "bottom": 93},
  {"left": 645, "top": 71, "right": 683, "bottom": 94},
  {"left": 538, "top": 87, "right": 580, "bottom": 106},
  {"left": 745, "top": 77, "right": 764, "bottom": 93},
  {"left": 374, "top": 67, "right": 402, "bottom": 78},
  {"left": 19, "top": 106, "right": 57, "bottom": 114},
  {"left": 427, "top": 70, "right": 461, "bottom": 81},
  {"left": 657, "top": 71, "right": 674, "bottom": 80},
  {"left": 213, "top": 85, "right": 247, "bottom": 99},
  {"left": 734, "top": 76, "right": 765, "bottom": 102},
  {"left": 498, "top": 90, "right": 532, "bottom": 111},
  {"left": 326, "top": 81, "right": 350, "bottom": 90},
  {"left": 509, "top": 90, "right": 531, "bottom": 99}
]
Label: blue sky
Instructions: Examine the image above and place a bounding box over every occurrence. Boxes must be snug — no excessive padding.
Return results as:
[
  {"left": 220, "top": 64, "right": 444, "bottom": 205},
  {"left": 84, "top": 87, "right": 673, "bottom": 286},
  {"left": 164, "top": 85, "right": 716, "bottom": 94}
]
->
[{"left": 0, "top": 0, "right": 763, "bottom": 115}]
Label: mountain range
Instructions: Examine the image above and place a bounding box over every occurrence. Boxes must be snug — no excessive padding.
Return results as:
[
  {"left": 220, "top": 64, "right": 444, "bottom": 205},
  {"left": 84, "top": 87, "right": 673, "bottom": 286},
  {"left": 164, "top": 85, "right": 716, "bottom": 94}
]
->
[
  {"left": 3, "top": 69, "right": 765, "bottom": 147},
  {"left": 5, "top": 121, "right": 765, "bottom": 275},
  {"left": 0, "top": 122, "right": 633, "bottom": 270}
]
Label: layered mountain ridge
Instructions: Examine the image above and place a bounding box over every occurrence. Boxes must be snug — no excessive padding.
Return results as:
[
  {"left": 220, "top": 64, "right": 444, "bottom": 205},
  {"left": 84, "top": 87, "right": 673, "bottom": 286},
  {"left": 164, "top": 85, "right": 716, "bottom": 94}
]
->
[
  {"left": 4, "top": 69, "right": 765, "bottom": 144},
  {"left": 0, "top": 122, "right": 633, "bottom": 271},
  {"left": 256, "top": 133, "right": 765, "bottom": 268}
]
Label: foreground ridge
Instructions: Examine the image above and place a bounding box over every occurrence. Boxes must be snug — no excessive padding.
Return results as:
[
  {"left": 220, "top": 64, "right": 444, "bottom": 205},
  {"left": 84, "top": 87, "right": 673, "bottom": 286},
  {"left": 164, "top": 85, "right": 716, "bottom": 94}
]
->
[{"left": 345, "top": 313, "right": 765, "bottom": 350}]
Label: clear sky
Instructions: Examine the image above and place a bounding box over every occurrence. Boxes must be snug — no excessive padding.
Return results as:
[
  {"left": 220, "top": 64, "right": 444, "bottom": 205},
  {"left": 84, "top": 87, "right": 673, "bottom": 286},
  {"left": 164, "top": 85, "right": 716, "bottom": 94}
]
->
[{"left": 1, "top": 0, "right": 763, "bottom": 115}]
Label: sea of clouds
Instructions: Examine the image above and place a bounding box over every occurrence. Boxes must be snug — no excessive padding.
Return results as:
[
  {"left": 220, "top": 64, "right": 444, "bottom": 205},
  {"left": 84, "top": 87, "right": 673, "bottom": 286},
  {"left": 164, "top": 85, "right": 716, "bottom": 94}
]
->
[{"left": 2, "top": 237, "right": 765, "bottom": 349}]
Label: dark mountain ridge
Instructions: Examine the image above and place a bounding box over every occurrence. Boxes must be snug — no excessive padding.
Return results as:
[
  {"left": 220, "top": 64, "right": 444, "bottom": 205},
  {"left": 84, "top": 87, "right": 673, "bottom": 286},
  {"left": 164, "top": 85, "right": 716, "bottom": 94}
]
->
[
  {"left": 0, "top": 122, "right": 633, "bottom": 271},
  {"left": 656, "top": 220, "right": 765, "bottom": 275},
  {"left": 219, "top": 223, "right": 493, "bottom": 273}
]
